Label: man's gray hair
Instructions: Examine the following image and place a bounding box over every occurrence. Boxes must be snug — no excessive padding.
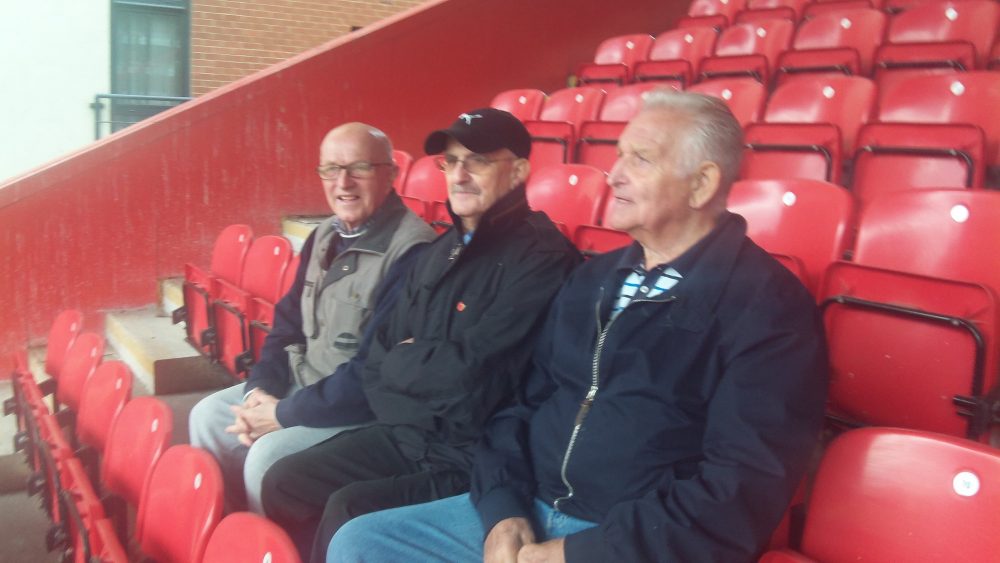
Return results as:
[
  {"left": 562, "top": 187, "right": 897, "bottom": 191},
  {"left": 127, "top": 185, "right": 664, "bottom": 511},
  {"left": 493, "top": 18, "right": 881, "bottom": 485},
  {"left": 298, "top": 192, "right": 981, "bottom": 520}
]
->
[{"left": 640, "top": 89, "right": 744, "bottom": 191}]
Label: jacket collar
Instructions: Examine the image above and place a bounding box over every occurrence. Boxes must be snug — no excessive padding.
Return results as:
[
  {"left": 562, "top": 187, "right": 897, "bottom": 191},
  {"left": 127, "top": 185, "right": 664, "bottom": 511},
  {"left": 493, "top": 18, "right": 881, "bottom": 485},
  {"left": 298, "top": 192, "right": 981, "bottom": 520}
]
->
[
  {"left": 603, "top": 212, "right": 748, "bottom": 332},
  {"left": 319, "top": 191, "right": 409, "bottom": 289},
  {"left": 445, "top": 184, "right": 531, "bottom": 244}
]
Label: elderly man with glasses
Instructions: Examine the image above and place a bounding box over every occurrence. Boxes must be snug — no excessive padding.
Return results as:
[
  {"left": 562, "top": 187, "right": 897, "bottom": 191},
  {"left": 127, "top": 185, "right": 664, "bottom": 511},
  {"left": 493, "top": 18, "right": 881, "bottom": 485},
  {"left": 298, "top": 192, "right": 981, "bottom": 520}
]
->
[
  {"left": 189, "top": 122, "right": 435, "bottom": 514},
  {"left": 260, "top": 108, "right": 581, "bottom": 563}
]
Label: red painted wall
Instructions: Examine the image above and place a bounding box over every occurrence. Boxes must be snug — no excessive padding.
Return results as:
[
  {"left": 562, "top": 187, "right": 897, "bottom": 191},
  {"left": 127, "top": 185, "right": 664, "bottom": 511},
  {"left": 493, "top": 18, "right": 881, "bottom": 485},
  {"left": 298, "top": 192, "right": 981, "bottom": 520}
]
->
[{"left": 0, "top": 0, "right": 683, "bottom": 354}]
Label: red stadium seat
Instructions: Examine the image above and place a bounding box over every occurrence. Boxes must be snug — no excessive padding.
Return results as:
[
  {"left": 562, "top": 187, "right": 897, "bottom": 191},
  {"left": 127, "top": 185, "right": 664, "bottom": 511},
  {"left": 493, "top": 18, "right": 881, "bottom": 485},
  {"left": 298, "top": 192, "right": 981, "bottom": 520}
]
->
[
  {"left": 213, "top": 235, "right": 292, "bottom": 377},
  {"left": 577, "top": 34, "right": 655, "bottom": 85},
  {"left": 391, "top": 149, "right": 413, "bottom": 192},
  {"left": 760, "top": 428, "right": 1000, "bottom": 563},
  {"left": 526, "top": 164, "right": 608, "bottom": 238},
  {"left": 249, "top": 252, "right": 301, "bottom": 367},
  {"left": 679, "top": 0, "right": 748, "bottom": 29},
  {"left": 490, "top": 89, "right": 547, "bottom": 122},
  {"left": 525, "top": 87, "right": 605, "bottom": 169},
  {"left": 728, "top": 179, "right": 855, "bottom": 294},
  {"left": 875, "top": 0, "right": 999, "bottom": 77},
  {"left": 819, "top": 189, "right": 1000, "bottom": 438},
  {"left": 598, "top": 83, "right": 661, "bottom": 122},
  {"left": 875, "top": 71, "right": 1000, "bottom": 165},
  {"left": 735, "top": 0, "right": 810, "bottom": 22},
  {"left": 743, "top": 75, "right": 875, "bottom": 183},
  {"left": 55, "top": 332, "right": 104, "bottom": 414},
  {"left": 136, "top": 445, "right": 223, "bottom": 563},
  {"left": 775, "top": 9, "right": 888, "bottom": 83},
  {"left": 401, "top": 155, "right": 451, "bottom": 229},
  {"left": 688, "top": 78, "right": 767, "bottom": 126},
  {"left": 572, "top": 193, "right": 633, "bottom": 256},
  {"left": 802, "top": 0, "right": 883, "bottom": 18},
  {"left": 634, "top": 27, "right": 719, "bottom": 89},
  {"left": 101, "top": 396, "right": 173, "bottom": 508},
  {"left": 43, "top": 309, "right": 84, "bottom": 380},
  {"left": 203, "top": 512, "right": 302, "bottom": 563},
  {"left": 819, "top": 262, "right": 998, "bottom": 438},
  {"left": 851, "top": 123, "right": 986, "bottom": 207},
  {"left": 75, "top": 360, "right": 132, "bottom": 455},
  {"left": 573, "top": 84, "right": 665, "bottom": 172},
  {"left": 175, "top": 224, "right": 253, "bottom": 356},
  {"left": 698, "top": 19, "right": 795, "bottom": 84}
]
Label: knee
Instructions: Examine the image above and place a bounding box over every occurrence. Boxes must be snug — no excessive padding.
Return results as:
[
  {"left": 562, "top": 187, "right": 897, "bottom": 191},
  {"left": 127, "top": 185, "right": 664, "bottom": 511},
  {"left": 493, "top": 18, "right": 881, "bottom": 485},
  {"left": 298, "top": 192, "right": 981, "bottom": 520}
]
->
[
  {"left": 327, "top": 515, "right": 378, "bottom": 563},
  {"left": 259, "top": 453, "right": 298, "bottom": 516}
]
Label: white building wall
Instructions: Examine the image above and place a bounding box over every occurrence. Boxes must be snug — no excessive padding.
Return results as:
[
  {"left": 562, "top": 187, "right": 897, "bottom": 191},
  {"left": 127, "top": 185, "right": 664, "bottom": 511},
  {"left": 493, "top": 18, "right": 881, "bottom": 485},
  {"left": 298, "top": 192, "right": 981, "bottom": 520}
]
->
[{"left": 0, "top": 1, "right": 110, "bottom": 183}]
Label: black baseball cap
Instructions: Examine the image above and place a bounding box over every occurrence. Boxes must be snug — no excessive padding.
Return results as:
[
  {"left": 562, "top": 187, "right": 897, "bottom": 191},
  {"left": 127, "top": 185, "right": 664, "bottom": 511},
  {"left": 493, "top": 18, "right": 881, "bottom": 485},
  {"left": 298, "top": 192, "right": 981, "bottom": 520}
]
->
[{"left": 424, "top": 108, "right": 531, "bottom": 158}]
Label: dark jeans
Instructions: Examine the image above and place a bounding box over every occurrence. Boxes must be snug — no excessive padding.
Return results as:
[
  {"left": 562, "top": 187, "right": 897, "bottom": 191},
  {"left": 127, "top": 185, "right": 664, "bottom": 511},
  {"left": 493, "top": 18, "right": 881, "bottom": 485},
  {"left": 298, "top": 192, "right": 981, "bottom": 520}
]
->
[{"left": 260, "top": 424, "right": 470, "bottom": 563}]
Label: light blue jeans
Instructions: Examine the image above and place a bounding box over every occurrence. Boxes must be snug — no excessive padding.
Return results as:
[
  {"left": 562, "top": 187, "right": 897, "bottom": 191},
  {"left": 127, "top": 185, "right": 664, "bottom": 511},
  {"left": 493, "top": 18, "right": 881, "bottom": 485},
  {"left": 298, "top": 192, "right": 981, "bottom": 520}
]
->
[
  {"left": 327, "top": 493, "right": 597, "bottom": 562},
  {"left": 188, "top": 383, "right": 358, "bottom": 513}
]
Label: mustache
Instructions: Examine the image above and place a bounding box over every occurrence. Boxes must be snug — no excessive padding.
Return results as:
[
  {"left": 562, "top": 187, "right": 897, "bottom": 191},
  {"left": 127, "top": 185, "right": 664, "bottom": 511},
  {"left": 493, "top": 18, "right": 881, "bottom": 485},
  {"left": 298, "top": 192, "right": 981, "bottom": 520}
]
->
[{"left": 450, "top": 186, "right": 481, "bottom": 195}]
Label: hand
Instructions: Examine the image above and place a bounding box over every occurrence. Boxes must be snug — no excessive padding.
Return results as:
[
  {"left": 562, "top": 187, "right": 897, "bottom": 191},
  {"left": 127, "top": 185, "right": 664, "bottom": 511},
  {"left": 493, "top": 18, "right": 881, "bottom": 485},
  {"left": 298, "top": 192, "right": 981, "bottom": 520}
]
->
[
  {"left": 484, "top": 517, "right": 535, "bottom": 563},
  {"left": 226, "top": 393, "right": 282, "bottom": 446},
  {"left": 517, "top": 538, "right": 565, "bottom": 563},
  {"left": 243, "top": 388, "right": 277, "bottom": 408}
]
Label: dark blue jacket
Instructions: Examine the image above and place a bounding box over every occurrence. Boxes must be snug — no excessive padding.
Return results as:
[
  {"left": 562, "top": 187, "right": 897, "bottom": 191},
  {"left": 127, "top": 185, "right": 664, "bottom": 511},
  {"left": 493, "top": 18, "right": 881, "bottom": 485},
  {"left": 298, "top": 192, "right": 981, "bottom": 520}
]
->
[{"left": 472, "top": 213, "right": 828, "bottom": 562}]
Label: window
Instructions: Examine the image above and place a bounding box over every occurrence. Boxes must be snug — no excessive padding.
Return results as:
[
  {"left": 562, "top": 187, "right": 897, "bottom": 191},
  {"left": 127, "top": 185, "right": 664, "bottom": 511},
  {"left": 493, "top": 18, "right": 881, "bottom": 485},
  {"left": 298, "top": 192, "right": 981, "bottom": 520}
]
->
[{"left": 109, "top": 0, "right": 189, "bottom": 132}]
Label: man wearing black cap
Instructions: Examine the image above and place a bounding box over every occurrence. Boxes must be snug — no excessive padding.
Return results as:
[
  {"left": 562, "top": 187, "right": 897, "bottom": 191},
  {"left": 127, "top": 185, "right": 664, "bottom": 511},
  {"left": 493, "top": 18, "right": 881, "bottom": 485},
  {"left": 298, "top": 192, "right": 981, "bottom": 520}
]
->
[{"left": 260, "top": 108, "right": 581, "bottom": 562}]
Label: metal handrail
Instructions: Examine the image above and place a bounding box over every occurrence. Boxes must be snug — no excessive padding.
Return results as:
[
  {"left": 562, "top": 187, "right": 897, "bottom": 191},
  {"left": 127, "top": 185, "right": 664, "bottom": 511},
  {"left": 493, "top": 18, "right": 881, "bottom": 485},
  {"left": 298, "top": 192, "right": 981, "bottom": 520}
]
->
[{"left": 91, "top": 93, "right": 191, "bottom": 139}]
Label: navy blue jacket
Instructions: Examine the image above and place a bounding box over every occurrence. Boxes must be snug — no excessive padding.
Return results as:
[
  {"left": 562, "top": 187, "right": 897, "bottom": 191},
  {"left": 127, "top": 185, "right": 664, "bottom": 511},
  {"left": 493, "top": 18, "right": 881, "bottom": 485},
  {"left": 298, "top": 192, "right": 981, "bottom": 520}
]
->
[
  {"left": 245, "top": 233, "right": 427, "bottom": 428},
  {"left": 472, "top": 213, "right": 828, "bottom": 562}
]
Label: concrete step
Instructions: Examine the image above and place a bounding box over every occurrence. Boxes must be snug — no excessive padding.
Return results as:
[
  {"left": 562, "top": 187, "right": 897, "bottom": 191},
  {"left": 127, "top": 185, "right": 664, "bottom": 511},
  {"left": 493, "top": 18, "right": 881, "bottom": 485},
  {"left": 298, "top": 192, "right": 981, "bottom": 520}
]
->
[{"left": 104, "top": 307, "right": 234, "bottom": 397}]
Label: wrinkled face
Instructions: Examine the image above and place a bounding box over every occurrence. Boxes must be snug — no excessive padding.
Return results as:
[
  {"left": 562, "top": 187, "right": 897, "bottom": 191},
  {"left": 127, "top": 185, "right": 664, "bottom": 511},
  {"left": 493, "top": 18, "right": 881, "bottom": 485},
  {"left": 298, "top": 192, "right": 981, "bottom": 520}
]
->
[
  {"left": 605, "top": 109, "right": 696, "bottom": 238},
  {"left": 319, "top": 128, "right": 396, "bottom": 230},
  {"left": 442, "top": 138, "right": 527, "bottom": 232}
]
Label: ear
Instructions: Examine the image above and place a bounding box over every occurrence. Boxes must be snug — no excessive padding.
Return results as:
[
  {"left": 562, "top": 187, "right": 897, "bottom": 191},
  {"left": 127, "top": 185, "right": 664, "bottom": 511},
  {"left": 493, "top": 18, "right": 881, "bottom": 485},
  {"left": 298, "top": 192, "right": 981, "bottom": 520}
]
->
[
  {"left": 511, "top": 157, "right": 531, "bottom": 186},
  {"left": 388, "top": 163, "right": 399, "bottom": 185},
  {"left": 688, "top": 161, "right": 721, "bottom": 210}
]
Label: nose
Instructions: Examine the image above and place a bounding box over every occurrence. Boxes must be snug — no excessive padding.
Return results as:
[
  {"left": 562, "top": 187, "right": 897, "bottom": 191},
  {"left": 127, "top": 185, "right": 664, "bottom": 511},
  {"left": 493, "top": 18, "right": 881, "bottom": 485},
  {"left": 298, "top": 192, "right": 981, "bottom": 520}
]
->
[
  {"left": 333, "top": 167, "right": 355, "bottom": 189},
  {"left": 607, "top": 155, "right": 626, "bottom": 188},
  {"left": 446, "top": 160, "right": 472, "bottom": 184}
]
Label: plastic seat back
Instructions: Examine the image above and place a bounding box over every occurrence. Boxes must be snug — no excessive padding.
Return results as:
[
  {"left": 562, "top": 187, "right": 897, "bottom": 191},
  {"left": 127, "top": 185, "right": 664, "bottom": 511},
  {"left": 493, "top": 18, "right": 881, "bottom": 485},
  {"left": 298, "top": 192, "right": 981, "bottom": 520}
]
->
[
  {"left": 401, "top": 155, "right": 449, "bottom": 203},
  {"left": 203, "top": 512, "right": 302, "bottom": 563},
  {"left": 181, "top": 224, "right": 253, "bottom": 355},
  {"left": 578, "top": 34, "right": 655, "bottom": 85},
  {"left": 598, "top": 83, "right": 661, "bottom": 122},
  {"left": 635, "top": 27, "right": 719, "bottom": 88},
  {"left": 728, "top": 179, "right": 855, "bottom": 294},
  {"left": 136, "top": 445, "right": 223, "bottom": 563},
  {"left": 527, "top": 87, "right": 606, "bottom": 168},
  {"left": 765, "top": 75, "right": 876, "bottom": 153},
  {"left": 43, "top": 309, "right": 83, "bottom": 379},
  {"left": 75, "top": 360, "right": 132, "bottom": 453},
  {"left": 876, "top": 72, "right": 1000, "bottom": 165},
  {"left": 490, "top": 89, "right": 546, "bottom": 121},
  {"left": 526, "top": 164, "right": 608, "bottom": 237},
  {"left": 688, "top": 78, "right": 767, "bottom": 126},
  {"left": 101, "top": 396, "right": 173, "bottom": 507},
  {"left": 240, "top": 235, "right": 292, "bottom": 303},
  {"left": 575, "top": 121, "right": 626, "bottom": 173},
  {"left": 681, "top": 0, "right": 748, "bottom": 28},
  {"left": 777, "top": 8, "right": 888, "bottom": 81},
  {"left": 764, "top": 428, "right": 1000, "bottom": 562},
  {"left": 699, "top": 19, "right": 795, "bottom": 83},
  {"left": 56, "top": 332, "right": 104, "bottom": 412},
  {"left": 854, "top": 189, "right": 1000, "bottom": 293},
  {"left": 392, "top": 149, "right": 413, "bottom": 192},
  {"left": 877, "top": 0, "right": 999, "bottom": 73},
  {"left": 851, "top": 123, "right": 986, "bottom": 207}
]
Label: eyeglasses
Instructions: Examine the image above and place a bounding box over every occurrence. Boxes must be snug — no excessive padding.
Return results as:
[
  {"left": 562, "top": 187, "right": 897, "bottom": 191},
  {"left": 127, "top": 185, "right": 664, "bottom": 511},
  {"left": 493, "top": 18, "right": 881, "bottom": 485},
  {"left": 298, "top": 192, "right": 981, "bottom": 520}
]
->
[
  {"left": 433, "top": 154, "right": 517, "bottom": 174},
  {"left": 317, "top": 161, "right": 393, "bottom": 180}
]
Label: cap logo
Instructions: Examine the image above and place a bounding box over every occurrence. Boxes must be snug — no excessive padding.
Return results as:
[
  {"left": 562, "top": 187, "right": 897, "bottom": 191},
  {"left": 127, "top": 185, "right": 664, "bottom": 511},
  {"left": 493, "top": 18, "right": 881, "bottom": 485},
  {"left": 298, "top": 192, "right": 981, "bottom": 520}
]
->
[{"left": 458, "top": 113, "right": 482, "bottom": 125}]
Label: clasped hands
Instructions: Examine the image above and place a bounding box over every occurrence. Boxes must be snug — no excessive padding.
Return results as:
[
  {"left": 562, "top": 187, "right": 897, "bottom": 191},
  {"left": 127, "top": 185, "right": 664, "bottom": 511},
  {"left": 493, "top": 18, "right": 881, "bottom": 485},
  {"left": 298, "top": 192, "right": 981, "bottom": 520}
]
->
[
  {"left": 225, "top": 389, "right": 283, "bottom": 446},
  {"left": 484, "top": 517, "right": 565, "bottom": 563}
]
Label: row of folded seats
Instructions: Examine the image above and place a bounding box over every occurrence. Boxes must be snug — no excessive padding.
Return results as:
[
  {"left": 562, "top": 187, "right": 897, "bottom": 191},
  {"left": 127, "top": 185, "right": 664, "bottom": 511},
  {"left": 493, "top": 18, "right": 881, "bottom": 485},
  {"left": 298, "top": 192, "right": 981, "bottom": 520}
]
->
[
  {"left": 578, "top": 0, "right": 1000, "bottom": 91},
  {"left": 488, "top": 71, "right": 1000, "bottom": 195},
  {"left": 4, "top": 312, "right": 301, "bottom": 562},
  {"left": 173, "top": 226, "right": 299, "bottom": 379}
]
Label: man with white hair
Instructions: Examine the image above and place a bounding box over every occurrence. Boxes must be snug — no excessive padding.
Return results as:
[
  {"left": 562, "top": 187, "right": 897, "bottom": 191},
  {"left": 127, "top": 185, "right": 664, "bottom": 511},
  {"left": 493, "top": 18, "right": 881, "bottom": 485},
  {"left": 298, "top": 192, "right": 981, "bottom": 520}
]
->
[{"left": 326, "top": 90, "right": 828, "bottom": 562}]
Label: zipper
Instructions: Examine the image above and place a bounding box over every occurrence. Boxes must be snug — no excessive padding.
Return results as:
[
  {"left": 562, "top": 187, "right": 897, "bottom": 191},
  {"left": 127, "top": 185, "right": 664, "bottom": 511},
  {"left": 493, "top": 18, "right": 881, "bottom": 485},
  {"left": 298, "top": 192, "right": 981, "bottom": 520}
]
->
[{"left": 553, "top": 291, "right": 677, "bottom": 512}]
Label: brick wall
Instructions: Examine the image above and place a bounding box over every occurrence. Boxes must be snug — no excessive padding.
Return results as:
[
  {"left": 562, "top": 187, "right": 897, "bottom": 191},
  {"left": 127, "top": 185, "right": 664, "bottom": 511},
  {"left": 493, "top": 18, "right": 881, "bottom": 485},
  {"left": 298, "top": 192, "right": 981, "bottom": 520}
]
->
[{"left": 190, "top": 0, "right": 424, "bottom": 96}]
